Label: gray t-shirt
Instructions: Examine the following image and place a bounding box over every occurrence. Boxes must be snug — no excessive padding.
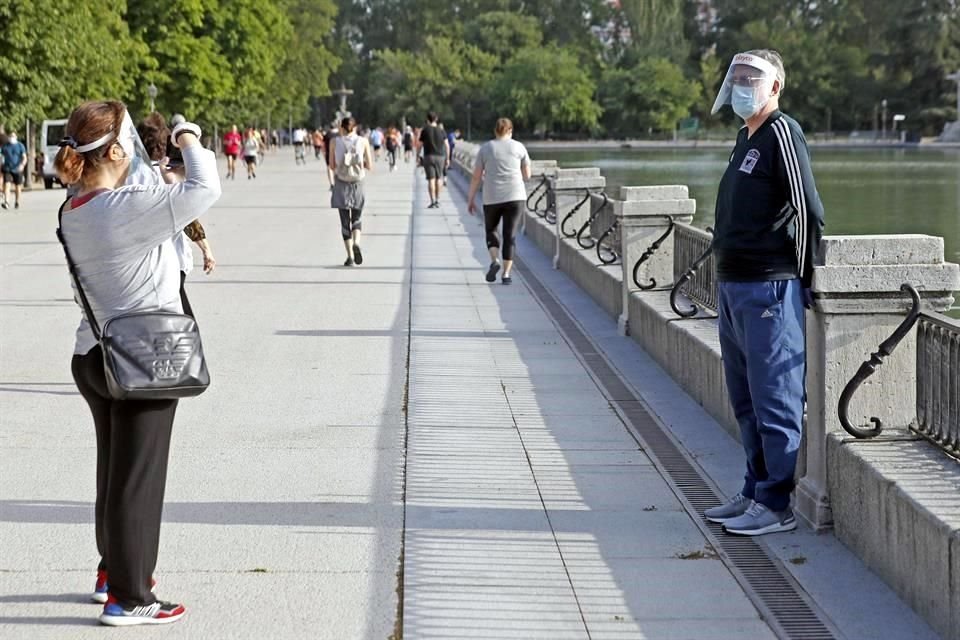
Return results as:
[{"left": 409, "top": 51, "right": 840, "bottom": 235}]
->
[
  {"left": 61, "top": 145, "right": 222, "bottom": 355},
  {"left": 476, "top": 138, "right": 530, "bottom": 205}
]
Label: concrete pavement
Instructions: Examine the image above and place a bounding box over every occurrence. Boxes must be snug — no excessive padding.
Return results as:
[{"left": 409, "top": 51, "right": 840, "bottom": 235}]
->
[{"left": 0, "top": 149, "right": 940, "bottom": 639}]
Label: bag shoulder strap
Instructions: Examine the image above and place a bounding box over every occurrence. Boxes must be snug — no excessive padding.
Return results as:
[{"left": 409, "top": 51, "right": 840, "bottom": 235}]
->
[{"left": 56, "top": 199, "right": 102, "bottom": 340}]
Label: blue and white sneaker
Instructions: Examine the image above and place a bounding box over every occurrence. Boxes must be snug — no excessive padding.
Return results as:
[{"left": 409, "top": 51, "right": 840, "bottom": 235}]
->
[{"left": 99, "top": 595, "right": 185, "bottom": 626}]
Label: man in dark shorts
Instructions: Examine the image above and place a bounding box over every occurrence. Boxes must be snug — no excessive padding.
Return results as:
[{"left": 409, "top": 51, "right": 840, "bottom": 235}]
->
[
  {"left": 1, "top": 132, "right": 27, "bottom": 210},
  {"left": 419, "top": 112, "right": 449, "bottom": 208},
  {"left": 323, "top": 123, "right": 339, "bottom": 190}
]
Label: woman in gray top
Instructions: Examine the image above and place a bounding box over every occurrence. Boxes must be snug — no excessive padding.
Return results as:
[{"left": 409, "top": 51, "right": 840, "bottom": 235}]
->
[
  {"left": 55, "top": 100, "right": 221, "bottom": 627},
  {"left": 467, "top": 117, "right": 532, "bottom": 284}
]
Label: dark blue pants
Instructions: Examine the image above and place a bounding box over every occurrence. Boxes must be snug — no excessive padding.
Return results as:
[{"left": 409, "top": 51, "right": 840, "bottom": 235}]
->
[{"left": 718, "top": 279, "right": 806, "bottom": 511}]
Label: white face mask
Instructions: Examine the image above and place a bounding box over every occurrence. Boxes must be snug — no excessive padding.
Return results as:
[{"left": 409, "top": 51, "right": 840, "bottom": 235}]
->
[{"left": 8, "top": 135, "right": 16, "bottom": 143}]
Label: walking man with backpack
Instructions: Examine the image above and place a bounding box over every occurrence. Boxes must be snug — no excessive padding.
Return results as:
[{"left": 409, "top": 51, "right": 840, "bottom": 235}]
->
[
  {"left": 329, "top": 117, "right": 372, "bottom": 266},
  {"left": 419, "top": 112, "right": 448, "bottom": 208}
]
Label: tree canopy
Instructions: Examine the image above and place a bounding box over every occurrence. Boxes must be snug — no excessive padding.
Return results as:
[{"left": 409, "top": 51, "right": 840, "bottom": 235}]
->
[
  {"left": 1, "top": 0, "right": 958, "bottom": 138},
  {"left": 329, "top": 0, "right": 960, "bottom": 137},
  {"left": 0, "top": 0, "right": 338, "bottom": 132}
]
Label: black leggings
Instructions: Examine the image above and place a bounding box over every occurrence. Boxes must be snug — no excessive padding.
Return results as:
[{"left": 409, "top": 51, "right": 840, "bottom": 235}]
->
[
  {"left": 339, "top": 208, "right": 362, "bottom": 239},
  {"left": 484, "top": 200, "right": 524, "bottom": 260},
  {"left": 72, "top": 346, "right": 178, "bottom": 607}
]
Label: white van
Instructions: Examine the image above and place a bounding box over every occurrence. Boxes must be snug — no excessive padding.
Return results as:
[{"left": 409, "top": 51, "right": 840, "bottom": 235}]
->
[{"left": 41, "top": 119, "right": 68, "bottom": 189}]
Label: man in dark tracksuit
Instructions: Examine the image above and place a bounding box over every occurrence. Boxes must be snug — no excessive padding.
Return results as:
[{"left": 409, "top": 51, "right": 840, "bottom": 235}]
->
[{"left": 703, "top": 50, "right": 824, "bottom": 536}]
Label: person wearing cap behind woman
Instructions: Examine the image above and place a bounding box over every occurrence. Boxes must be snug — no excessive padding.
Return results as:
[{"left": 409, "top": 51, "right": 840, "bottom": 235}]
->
[
  {"left": 466, "top": 117, "right": 531, "bottom": 285},
  {"left": 55, "top": 100, "right": 221, "bottom": 625},
  {"left": 137, "top": 112, "right": 217, "bottom": 316},
  {"left": 701, "top": 50, "right": 824, "bottom": 536}
]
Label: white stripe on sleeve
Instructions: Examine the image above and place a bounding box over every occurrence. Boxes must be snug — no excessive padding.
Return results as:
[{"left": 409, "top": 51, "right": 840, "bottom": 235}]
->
[{"left": 772, "top": 119, "right": 807, "bottom": 276}]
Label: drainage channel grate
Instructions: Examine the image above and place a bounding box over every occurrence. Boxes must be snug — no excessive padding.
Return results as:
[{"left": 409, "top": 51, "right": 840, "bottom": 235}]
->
[{"left": 517, "top": 258, "right": 840, "bottom": 640}]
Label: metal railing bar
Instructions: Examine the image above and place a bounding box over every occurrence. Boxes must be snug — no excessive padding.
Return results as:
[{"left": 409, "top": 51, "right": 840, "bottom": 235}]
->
[
  {"left": 596, "top": 219, "right": 620, "bottom": 265},
  {"left": 632, "top": 216, "right": 675, "bottom": 290},
  {"left": 838, "top": 283, "right": 922, "bottom": 439},
  {"left": 575, "top": 192, "right": 609, "bottom": 250},
  {"left": 560, "top": 190, "right": 593, "bottom": 238}
]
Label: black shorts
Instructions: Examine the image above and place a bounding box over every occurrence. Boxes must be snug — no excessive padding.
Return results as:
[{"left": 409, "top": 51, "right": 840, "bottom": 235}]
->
[
  {"left": 373, "top": 144, "right": 382, "bottom": 151},
  {"left": 3, "top": 171, "right": 22, "bottom": 185},
  {"left": 293, "top": 141, "right": 304, "bottom": 147},
  {"left": 244, "top": 155, "right": 258, "bottom": 165},
  {"left": 423, "top": 155, "right": 445, "bottom": 180}
]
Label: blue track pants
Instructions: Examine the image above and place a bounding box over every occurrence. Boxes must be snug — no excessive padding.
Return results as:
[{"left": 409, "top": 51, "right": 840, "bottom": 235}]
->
[{"left": 718, "top": 279, "right": 806, "bottom": 512}]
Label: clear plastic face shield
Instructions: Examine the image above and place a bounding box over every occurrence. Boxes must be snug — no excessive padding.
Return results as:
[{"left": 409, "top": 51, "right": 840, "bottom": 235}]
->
[
  {"left": 69, "top": 110, "right": 160, "bottom": 187},
  {"left": 711, "top": 53, "right": 779, "bottom": 120}
]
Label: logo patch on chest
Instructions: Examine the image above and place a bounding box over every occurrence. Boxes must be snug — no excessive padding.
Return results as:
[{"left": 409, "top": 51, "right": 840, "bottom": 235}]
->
[{"left": 739, "top": 149, "right": 760, "bottom": 174}]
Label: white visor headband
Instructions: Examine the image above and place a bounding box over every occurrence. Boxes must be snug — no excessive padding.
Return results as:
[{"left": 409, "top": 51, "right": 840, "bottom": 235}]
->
[
  {"left": 729, "top": 53, "right": 778, "bottom": 78},
  {"left": 59, "top": 129, "right": 117, "bottom": 154}
]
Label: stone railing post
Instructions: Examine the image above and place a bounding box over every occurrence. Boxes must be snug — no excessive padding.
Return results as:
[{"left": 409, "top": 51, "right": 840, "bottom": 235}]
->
[
  {"left": 615, "top": 186, "right": 697, "bottom": 336},
  {"left": 549, "top": 168, "right": 605, "bottom": 269},
  {"left": 796, "top": 235, "right": 960, "bottom": 530}
]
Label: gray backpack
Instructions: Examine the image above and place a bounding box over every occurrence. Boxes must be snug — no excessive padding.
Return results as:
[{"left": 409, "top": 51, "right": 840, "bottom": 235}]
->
[{"left": 336, "top": 137, "right": 366, "bottom": 183}]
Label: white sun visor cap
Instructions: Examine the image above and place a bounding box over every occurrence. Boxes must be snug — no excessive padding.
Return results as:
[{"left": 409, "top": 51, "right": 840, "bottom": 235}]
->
[{"left": 711, "top": 52, "right": 779, "bottom": 115}]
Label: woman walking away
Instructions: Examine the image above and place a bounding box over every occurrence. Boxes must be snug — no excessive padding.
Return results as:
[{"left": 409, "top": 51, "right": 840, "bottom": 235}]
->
[
  {"left": 137, "top": 113, "right": 217, "bottom": 317},
  {"left": 329, "top": 116, "right": 372, "bottom": 266},
  {"left": 55, "top": 100, "right": 221, "bottom": 626},
  {"left": 242, "top": 128, "right": 259, "bottom": 179},
  {"left": 467, "top": 118, "right": 531, "bottom": 285}
]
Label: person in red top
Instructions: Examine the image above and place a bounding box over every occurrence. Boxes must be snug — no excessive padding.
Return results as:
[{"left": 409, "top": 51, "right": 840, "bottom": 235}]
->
[{"left": 222, "top": 124, "right": 242, "bottom": 180}]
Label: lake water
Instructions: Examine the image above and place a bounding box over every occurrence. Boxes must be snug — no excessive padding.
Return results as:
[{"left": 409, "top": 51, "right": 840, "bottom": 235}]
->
[{"left": 533, "top": 146, "right": 960, "bottom": 266}]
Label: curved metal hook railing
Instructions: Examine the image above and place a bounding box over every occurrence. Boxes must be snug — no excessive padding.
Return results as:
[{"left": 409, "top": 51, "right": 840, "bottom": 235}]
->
[
  {"left": 838, "top": 283, "right": 922, "bottom": 439},
  {"left": 576, "top": 192, "right": 609, "bottom": 250},
  {"left": 533, "top": 188, "right": 549, "bottom": 217},
  {"left": 560, "top": 190, "right": 594, "bottom": 238},
  {"left": 596, "top": 220, "right": 620, "bottom": 264},
  {"left": 526, "top": 174, "right": 549, "bottom": 213},
  {"left": 632, "top": 216, "right": 676, "bottom": 290},
  {"left": 669, "top": 232, "right": 714, "bottom": 318}
]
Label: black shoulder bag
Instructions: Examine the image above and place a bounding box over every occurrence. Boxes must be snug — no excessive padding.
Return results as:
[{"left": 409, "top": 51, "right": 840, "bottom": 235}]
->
[{"left": 57, "top": 202, "right": 210, "bottom": 400}]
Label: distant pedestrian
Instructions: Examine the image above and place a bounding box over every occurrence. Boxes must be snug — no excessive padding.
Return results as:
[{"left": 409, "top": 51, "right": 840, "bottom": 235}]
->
[
  {"left": 443, "top": 125, "right": 458, "bottom": 186},
  {"left": 703, "top": 49, "right": 824, "bottom": 537},
  {"left": 312, "top": 129, "right": 324, "bottom": 159},
  {"left": 385, "top": 126, "right": 400, "bottom": 171},
  {"left": 1, "top": 131, "right": 28, "bottom": 209},
  {"left": 55, "top": 99, "right": 220, "bottom": 626},
  {"left": 242, "top": 128, "right": 259, "bottom": 179},
  {"left": 466, "top": 118, "right": 531, "bottom": 285},
  {"left": 323, "top": 122, "right": 339, "bottom": 189},
  {"left": 329, "top": 116, "right": 373, "bottom": 266},
  {"left": 419, "top": 112, "right": 448, "bottom": 208},
  {"left": 370, "top": 127, "right": 384, "bottom": 161},
  {"left": 293, "top": 126, "right": 307, "bottom": 164},
  {"left": 223, "top": 124, "right": 242, "bottom": 180},
  {"left": 402, "top": 125, "right": 414, "bottom": 162}
]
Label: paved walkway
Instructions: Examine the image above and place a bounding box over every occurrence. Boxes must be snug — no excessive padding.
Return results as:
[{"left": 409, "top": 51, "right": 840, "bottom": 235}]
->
[{"left": 0, "top": 151, "right": 939, "bottom": 639}]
